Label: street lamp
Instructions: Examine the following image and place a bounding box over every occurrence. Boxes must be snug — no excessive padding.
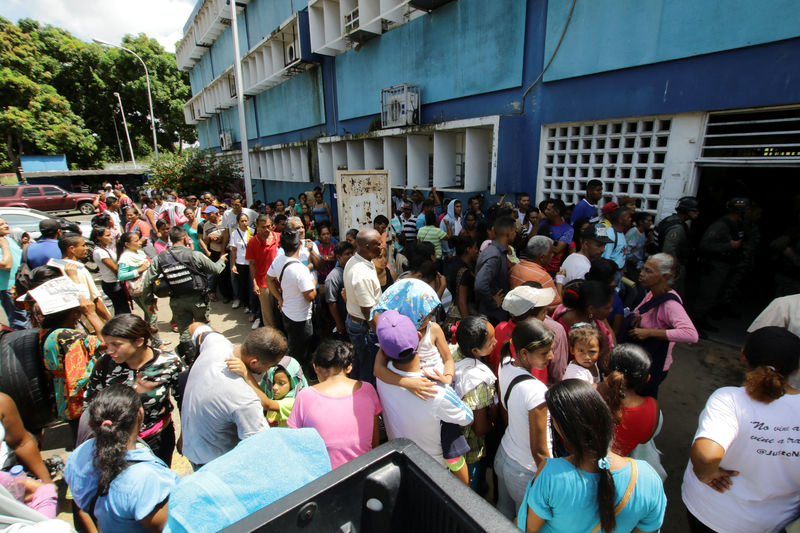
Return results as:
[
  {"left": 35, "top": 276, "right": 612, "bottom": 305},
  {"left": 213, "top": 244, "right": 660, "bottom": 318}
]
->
[
  {"left": 114, "top": 92, "right": 136, "bottom": 167},
  {"left": 94, "top": 38, "right": 159, "bottom": 161}
]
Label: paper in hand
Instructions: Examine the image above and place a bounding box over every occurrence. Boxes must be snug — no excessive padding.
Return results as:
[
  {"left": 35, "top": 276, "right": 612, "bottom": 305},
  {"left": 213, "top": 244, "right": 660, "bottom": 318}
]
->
[{"left": 23, "top": 276, "right": 83, "bottom": 315}]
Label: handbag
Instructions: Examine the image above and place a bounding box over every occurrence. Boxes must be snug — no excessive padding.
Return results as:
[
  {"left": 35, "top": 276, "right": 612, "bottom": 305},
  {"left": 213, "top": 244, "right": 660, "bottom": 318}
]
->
[{"left": 126, "top": 273, "right": 146, "bottom": 298}]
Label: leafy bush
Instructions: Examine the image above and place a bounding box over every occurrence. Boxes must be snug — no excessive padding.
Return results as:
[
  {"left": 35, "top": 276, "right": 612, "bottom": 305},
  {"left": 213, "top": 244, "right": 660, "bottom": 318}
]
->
[{"left": 148, "top": 149, "right": 241, "bottom": 196}]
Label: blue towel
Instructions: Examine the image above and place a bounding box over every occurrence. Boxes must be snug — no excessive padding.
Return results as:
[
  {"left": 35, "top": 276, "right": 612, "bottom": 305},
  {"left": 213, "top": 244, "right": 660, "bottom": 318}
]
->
[{"left": 165, "top": 428, "right": 331, "bottom": 533}]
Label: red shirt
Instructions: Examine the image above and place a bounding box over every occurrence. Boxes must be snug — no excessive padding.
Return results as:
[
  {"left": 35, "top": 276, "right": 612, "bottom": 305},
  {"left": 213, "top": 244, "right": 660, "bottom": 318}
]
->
[
  {"left": 612, "top": 396, "right": 658, "bottom": 456},
  {"left": 245, "top": 231, "right": 279, "bottom": 287},
  {"left": 488, "top": 319, "right": 548, "bottom": 384}
]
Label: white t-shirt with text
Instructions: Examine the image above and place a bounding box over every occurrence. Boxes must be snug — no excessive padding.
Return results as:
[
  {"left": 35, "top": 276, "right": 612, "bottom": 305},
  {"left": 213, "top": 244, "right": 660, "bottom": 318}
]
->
[{"left": 682, "top": 386, "right": 800, "bottom": 533}]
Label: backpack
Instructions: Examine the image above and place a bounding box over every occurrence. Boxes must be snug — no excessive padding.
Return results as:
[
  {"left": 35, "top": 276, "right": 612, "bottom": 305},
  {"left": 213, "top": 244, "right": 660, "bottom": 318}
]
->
[{"left": 154, "top": 248, "right": 208, "bottom": 298}]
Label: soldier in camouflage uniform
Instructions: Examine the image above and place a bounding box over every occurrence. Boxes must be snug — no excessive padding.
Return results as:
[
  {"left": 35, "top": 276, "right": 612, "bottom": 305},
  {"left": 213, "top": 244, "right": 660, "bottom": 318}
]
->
[
  {"left": 656, "top": 196, "right": 700, "bottom": 296},
  {"left": 84, "top": 314, "right": 185, "bottom": 465},
  {"left": 142, "top": 225, "right": 227, "bottom": 362},
  {"left": 693, "top": 197, "right": 750, "bottom": 333}
]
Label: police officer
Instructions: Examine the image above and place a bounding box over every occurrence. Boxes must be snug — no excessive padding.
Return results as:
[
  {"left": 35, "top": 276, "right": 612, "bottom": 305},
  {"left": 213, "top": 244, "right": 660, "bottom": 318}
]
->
[
  {"left": 655, "top": 196, "right": 700, "bottom": 296},
  {"left": 693, "top": 197, "right": 750, "bottom": 334},
  {"left": 142, "top": 225, "right": 227, "bottom": 362}
]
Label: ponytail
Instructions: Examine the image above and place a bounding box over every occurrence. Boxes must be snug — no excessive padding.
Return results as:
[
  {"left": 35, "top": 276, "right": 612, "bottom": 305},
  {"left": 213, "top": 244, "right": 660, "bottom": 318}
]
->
[
  {"left": 546, "top": 380, "right": 616, "bottom": 532},
  {"left": 600, "top": 344, "right": 652, "bottom": 417},
  {"left": 499, "top": 340, "right": 514, "bottom": 364},
  {"left": 742, "top": 327, "right": 800, "bottom": 404},
  {"left": 87, "top": 385, "right": 141, "bottom": 496},
  {"left": 597, "top": 468, "right": 617, "bottom": 532},
  {"left": 601, "top": 370, "right": 626, "bottom": 424},
  {"left": 745, "top": 366, "right": 786, "bottom": 403}
]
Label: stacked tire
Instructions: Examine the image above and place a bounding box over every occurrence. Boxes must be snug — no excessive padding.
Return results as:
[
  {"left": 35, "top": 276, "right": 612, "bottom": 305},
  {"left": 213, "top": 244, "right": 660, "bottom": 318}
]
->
[{"left": 0, "top": 329, "right": 55, "bottom": 431}]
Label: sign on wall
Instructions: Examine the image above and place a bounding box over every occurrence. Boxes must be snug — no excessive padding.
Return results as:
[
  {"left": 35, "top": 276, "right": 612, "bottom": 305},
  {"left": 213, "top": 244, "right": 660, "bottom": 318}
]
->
[{"left": 335, "top": 170, "right": 391, "bottom": 233}]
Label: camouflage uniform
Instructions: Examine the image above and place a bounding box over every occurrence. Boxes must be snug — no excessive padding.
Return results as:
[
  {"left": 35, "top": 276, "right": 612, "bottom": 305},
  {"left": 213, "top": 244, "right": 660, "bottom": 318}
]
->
[
  {"left": 659, "top": 214, "right": 691, "bottom": 296},
  {"left": 695, "top": 215, "right": 743, "bottom": 320},
  {"left": 142, "top": 244, "right": 226, "bottom": 358}
]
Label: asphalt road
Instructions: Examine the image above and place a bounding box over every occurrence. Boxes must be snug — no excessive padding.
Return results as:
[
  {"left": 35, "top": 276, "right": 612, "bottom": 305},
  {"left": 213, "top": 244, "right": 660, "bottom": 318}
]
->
[{"left": 31, "top": 213, "right": 750, "bottom": 529}]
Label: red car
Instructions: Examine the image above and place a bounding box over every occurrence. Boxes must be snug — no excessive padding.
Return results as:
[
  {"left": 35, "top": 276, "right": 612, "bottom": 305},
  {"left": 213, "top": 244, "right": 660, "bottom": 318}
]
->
[{"left": 0, "top": 184, "right": 96, "bottom": 214}]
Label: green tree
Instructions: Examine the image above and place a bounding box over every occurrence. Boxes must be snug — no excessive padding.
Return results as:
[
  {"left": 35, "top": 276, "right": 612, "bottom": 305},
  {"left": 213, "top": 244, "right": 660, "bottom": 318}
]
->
[
  {"left": 0, "top": 17, "right": 196, "bottom": 173},
  {"left": 149, "top": 149, "right": 241, "bottom": 196}
]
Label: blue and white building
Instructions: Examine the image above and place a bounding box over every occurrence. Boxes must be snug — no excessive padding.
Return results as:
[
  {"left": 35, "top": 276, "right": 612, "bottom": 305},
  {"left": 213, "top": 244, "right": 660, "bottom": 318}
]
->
[{"left": 177, "top": 0, "right": 800, "bottom": 221}]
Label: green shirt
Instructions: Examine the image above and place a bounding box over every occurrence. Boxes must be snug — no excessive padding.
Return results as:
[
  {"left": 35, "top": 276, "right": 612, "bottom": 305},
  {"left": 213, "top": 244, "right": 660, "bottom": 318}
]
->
[{"left": 417, "top": 225, "right": 447, "bottom": 259}]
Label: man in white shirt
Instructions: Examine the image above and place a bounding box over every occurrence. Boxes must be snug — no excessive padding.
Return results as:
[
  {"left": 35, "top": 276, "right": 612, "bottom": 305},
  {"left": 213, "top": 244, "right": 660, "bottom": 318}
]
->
[
  {"left": 561, "top": 224, "right": 613, "bottom": 284},
  {"left": 266, "top": 228, "right": 317, "bottom": 371},
  {"left": 375, "top": 310, "right": 474, "bottom": 466},
  {"left": 343, "top": 229, "right": 383, "bottom": 384},
  {"left": 221, "top": 193, "right": 257, "bottom": 231},
  {"left": 56, "top": 234, "right": 111, "bottom": 320},
  {"left": 181, "top": 322, "right": 287, "bottom": 468}
]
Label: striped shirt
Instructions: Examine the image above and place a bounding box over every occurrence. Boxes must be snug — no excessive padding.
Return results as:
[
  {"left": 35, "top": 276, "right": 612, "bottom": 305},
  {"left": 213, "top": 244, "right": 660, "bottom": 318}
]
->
[
  {"left": 417, "top": 225, "right": 447, "bottom": 258},
  {"left": 401, "top": 215, "right": 418, "bottom": 246}
]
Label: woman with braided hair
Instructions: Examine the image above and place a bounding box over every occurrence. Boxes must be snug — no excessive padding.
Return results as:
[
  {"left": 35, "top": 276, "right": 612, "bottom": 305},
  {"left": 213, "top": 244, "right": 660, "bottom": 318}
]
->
[
  {"left": 65, "top": 384, "right": 179, "bottom": 532},
  {"left": 518, "top": 380, "right": 666, "bottom": 532}
]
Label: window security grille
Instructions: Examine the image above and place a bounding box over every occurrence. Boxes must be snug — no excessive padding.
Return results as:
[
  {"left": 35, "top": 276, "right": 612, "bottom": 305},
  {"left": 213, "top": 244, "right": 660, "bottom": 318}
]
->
[{"left": 538, "top": 117, "right": 673, "bottom": 212}]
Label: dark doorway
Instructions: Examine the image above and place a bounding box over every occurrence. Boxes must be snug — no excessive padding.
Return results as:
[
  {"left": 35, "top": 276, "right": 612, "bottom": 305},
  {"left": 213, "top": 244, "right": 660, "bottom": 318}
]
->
[{"left": 689, "top": 165, "right": 800, "bottom": 345}]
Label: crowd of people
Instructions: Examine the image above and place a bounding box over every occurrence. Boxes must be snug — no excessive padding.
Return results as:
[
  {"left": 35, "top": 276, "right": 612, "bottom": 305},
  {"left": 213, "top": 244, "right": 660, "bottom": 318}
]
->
[{"left": 0, "top": 179, "right": 796, "bottom": 532}]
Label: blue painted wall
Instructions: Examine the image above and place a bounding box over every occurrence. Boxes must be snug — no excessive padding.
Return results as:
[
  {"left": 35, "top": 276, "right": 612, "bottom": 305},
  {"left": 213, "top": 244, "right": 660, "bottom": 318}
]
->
[
  {"left": 189, "top": 53, "right": 214, "bottom": 96},
  {"left": 334, "top": 0, "right": 527, "bottom": 121},
  {"left": 209, "top": 11, "right": 249, "bottom": 75},
  {"left": 218, "top": 100, "right": 259, "bottom": 142},
  {"left": 255, "top": 66, "right": 325, "bottom": 138},
  {"left": 544, "top": 0, "right": 800, "bottom": 81},
  {"left": 246, "top": 0, "right": 303, "bottom": 46},
  {"left": 20, "top": 155, "right": 68, "bottom": 172}
]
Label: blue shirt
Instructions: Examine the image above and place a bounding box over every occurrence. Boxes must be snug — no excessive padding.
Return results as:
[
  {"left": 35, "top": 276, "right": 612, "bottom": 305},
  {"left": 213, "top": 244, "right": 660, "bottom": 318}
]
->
[
  {"left": 65, "top": 439, "right": 179, "bottom": 533},
  {"left": 518, "top": 458, "right": 666, "bottom": 532},
  {"left": 0, "top": 238, "right": 22, "bottom": 291},
  {"left": 602, "top": 227, "right": 627, "bottom": 269},
  {"left": 25, "top": 238, "right": 61, "bottom": 269},
  {"left": 570, "top": 199, "right": 599, "bottom": 224}
]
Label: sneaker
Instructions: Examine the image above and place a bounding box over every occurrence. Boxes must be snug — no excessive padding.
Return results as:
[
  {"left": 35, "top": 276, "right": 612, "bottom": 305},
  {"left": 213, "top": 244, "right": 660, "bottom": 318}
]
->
[
  {"left": 251, "top": 318, "right": 261, "bottom": 329},
  {"left": 231, "top": 299, "right": 241, "bottom": 309}
]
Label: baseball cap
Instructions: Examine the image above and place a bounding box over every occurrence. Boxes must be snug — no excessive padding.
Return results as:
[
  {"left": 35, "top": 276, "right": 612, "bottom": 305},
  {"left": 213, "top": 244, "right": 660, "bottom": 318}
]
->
[
  {"left": 376, "top": 310, "right": 419, "bottom": 361},
  {"left": 581, "top": 223, "right": 614, "bottom": 244},
  {"left": 39, "top": 219, "right": 61, "bottom": 236},
  {"left": 601, "top": 201, "right": 618, "bottom": 216},
  {"left": 502, "top": 286, "right": 557, "bottom": 316},
  {"left": 203, "top": 205, "right": 219, "bottom": 214}
]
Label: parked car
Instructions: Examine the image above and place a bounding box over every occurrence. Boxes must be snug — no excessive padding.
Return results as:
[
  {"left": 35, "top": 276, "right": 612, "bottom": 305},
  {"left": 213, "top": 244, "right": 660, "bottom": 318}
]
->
[
  {"left": 0, "top": 207, "right": 96, "bottom": 271},
  {"left": 0, "top": 184, "right": 96, "bottom": 215}
]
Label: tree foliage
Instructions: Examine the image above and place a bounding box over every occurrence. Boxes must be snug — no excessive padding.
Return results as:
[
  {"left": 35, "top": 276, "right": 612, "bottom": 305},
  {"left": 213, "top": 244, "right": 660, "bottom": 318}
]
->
[
  {"left": 148, "top": 149, "right": 241, "bottom": 196},
  {"left": 0, "top": 17, "right": 196, "bottom": 174}
]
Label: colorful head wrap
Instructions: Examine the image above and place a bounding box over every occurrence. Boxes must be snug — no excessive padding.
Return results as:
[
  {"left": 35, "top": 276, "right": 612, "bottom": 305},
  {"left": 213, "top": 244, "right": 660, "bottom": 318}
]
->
[{"left": 370, "top": 278, "right": 441, "bottom": 329}]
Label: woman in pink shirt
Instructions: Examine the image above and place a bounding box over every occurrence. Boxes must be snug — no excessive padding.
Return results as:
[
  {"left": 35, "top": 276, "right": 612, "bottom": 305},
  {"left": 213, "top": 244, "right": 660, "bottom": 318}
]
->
[
  {"left": 288, "top": 340, "right": 381, "bottom": 469},
  {"left": 625, "top": 253, "right": 698, "bottom": 397}
]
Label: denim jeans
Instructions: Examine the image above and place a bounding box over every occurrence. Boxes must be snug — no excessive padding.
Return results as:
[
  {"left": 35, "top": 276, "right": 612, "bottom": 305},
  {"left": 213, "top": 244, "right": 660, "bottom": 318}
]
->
[
  {"left": 345, "top": 315, "right": 379, "bottom": 387},
  {"left": 0, "top": 290, "right": 29, "bottom": 330},
  {"left": 494, "top": 444, "right": 536, "bottom": 519}
]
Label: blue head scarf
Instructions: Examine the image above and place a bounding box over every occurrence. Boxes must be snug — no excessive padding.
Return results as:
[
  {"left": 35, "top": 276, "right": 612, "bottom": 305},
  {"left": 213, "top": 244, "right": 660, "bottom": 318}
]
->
[{"left": 370, "top": 278, "right": 441, "bottom": 328}]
